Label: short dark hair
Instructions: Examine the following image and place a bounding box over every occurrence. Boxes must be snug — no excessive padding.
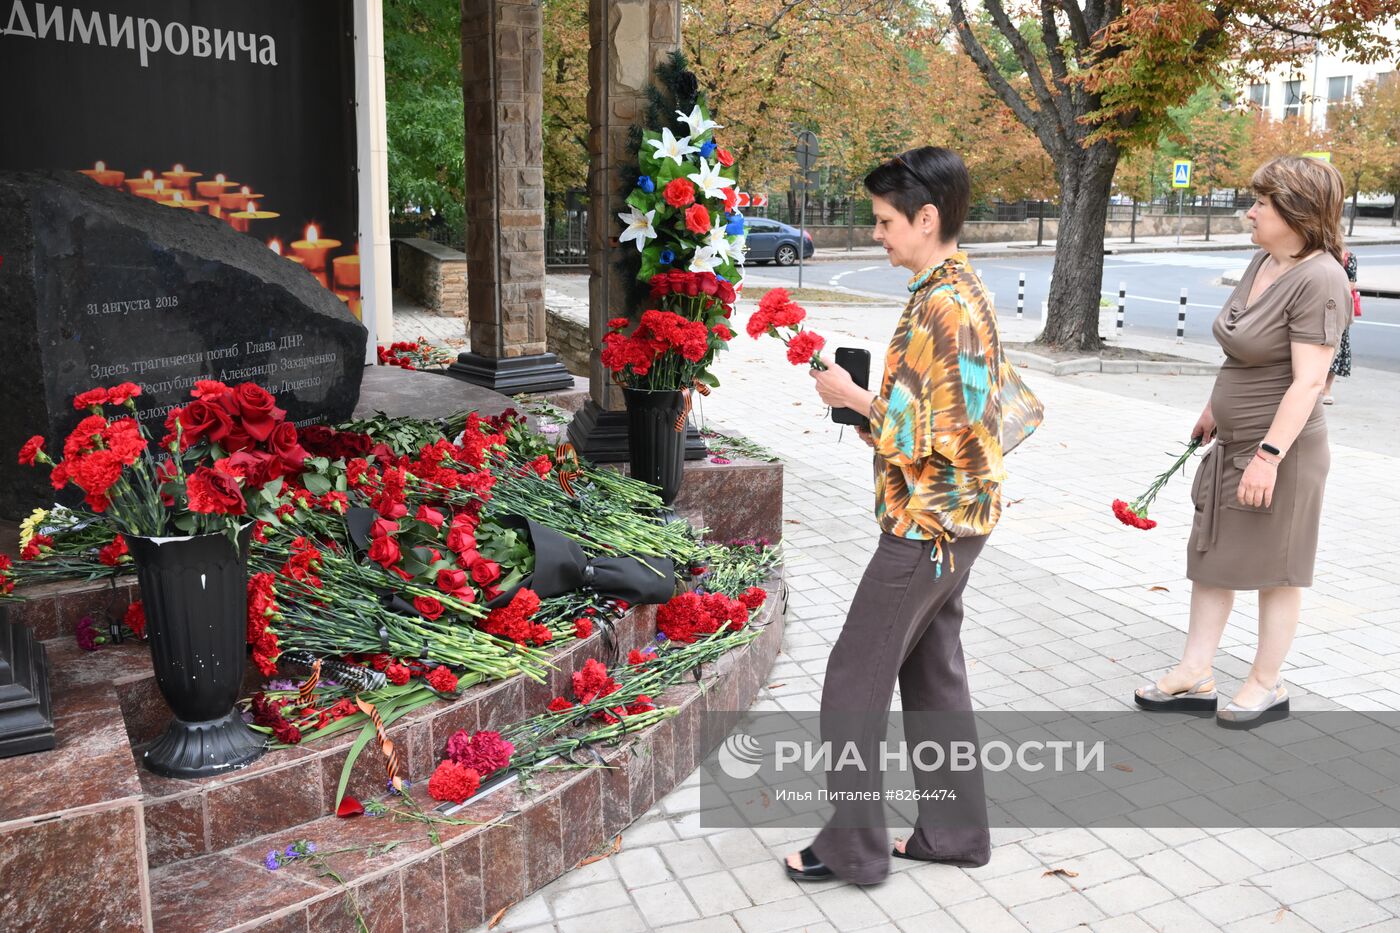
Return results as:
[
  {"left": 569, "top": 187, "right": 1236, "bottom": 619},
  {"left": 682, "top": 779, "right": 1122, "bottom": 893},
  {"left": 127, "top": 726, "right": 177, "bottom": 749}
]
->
[{"left": 864, "top": 147, "right": 971, "bottom": 242}]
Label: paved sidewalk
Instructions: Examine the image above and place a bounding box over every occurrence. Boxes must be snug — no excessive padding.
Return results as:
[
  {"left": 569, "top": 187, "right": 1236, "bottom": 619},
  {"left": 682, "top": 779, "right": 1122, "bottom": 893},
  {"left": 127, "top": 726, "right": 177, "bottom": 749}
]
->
[{"left": 475, "top": 288, "right": 1400, "bottom": 932}]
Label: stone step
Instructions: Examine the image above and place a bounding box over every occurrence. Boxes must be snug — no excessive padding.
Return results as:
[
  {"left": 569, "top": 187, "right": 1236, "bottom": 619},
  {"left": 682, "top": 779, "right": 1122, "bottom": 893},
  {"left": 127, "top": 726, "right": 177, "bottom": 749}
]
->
[{"left": 146, "top": 578, "right": 786, "bottom": 933}]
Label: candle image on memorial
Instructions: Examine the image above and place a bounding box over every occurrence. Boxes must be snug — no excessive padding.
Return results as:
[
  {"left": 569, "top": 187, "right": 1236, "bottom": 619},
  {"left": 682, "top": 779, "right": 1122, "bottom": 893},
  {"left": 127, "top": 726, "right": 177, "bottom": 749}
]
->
[
  {"left": 161, "top": 163, "right": 200, "bottom": 191},
  {"left": 136, "top": 179, "right": 174, "bottom": 201},
  {"left": 220, "top": 185, "right": 263, "bottom": 221},
  {"left": 269, "top": 237, "right": 307, "bottom": 269},
  {"left": 124, "top": 169, "right": 155, "bottom": 195},
  {"left": 79, "top": 160, "right": 124, "bottom": 187},
  {"left": 230, "top": 199, "right": 279, "bottom": 234},
  {"left": 290, "top": 223, "right": 340, "bottom": 288},
  {"left": 196, "top": 173, "right": 236, "bottom": 215},
  {"left": 162, "top": 190, "right": 209, "bottom": 213},
  {"left": 332, "top": 248, "right": 361, "bottom": 320}
]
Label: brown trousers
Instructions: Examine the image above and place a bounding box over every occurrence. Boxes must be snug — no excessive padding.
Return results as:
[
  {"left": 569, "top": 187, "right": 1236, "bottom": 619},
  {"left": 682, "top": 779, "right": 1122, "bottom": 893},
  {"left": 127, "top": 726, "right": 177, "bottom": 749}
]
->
[{"left": 810, "top": 532, "right": 991, "bottom": 885}]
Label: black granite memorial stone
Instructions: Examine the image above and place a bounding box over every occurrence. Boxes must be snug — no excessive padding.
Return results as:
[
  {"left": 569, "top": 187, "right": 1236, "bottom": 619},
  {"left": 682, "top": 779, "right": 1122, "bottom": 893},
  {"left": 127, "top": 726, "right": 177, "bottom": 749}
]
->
[{"left": 0, "top": 170, "right": 367, "bottom": 518}]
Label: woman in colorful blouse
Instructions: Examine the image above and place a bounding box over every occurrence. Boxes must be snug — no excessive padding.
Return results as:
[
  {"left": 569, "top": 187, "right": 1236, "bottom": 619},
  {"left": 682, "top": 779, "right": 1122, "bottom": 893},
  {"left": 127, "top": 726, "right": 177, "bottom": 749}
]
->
[{"left": 782, "top": 147, "right": 1043, "bottom": 885}]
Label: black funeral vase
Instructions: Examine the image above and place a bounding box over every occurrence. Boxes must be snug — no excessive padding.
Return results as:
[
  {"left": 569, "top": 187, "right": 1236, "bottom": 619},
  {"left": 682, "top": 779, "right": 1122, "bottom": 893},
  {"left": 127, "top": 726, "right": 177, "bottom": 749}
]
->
[
  {"left": 123, "top": 526, "right": 265, "bottom": 778},
  {"left": 623, "top": 387, "right": 687, "bottom": 505}
]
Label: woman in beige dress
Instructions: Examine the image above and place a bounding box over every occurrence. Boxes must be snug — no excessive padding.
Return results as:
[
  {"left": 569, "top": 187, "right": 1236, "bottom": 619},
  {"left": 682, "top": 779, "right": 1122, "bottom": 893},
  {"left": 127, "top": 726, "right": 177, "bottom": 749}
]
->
[{"left": 1134, "top": 156, "right": 1352, "bottom": 729}]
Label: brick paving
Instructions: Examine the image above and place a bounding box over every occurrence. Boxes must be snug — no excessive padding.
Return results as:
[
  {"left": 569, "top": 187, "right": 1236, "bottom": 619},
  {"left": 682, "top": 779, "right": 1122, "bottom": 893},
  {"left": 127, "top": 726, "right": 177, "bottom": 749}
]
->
[{"left": 452, "top": 277, "right": 1400, "bottom": 932}]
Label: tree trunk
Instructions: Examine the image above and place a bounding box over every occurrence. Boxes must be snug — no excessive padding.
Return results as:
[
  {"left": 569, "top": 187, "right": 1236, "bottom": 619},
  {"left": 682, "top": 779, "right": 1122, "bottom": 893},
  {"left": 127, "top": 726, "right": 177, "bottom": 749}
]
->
[
  {"left": 1037, "top": 141, "right": 1119, "bottom": 352},
  {"left": 1349, "top": 189, "right": 1359, "bottom": 236},
  {"left": 1392, "top": 191, "right": 1398, "bottom": 226}
]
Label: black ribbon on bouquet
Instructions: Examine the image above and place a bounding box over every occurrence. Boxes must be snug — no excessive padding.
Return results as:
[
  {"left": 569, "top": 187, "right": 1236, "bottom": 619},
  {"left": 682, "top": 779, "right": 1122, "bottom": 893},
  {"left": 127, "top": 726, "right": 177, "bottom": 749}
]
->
[{"left": 343, "top": 508, "right": 680, "bottom": 619}]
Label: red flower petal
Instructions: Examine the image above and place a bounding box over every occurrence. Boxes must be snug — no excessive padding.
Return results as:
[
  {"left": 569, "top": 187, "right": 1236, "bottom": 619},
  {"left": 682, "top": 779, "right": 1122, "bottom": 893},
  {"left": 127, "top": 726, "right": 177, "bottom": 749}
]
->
[{"left": 336, "top": 795, "right": 364, "bottom": 818}]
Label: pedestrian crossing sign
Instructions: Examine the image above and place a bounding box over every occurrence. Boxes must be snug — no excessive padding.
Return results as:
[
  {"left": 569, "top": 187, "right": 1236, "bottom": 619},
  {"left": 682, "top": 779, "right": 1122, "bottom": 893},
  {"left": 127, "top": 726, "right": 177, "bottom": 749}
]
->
[{"left": 1172, "top": 160, "right": 1192, "bottom": 188}]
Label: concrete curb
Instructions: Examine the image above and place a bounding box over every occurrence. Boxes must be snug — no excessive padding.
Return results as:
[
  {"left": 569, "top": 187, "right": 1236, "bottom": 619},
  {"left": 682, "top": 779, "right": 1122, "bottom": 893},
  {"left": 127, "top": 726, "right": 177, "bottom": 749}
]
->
[
  {"left": 1005, "top": 348, "right": 1219, "bottom": 377},
  {"left": 805, "top": 236, "right": 1400, "bottom": 264}
]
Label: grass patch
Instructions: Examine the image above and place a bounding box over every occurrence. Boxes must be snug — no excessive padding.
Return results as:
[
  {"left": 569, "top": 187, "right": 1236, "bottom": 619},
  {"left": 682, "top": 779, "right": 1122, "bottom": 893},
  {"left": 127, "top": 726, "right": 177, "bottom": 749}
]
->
[{"left": 742, "top": 286, "right": 888, "bottom": 305}]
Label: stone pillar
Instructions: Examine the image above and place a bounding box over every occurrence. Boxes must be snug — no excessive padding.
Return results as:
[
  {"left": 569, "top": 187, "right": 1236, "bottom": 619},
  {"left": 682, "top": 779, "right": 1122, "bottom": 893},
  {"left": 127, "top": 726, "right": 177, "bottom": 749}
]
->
[
  {"left": 568, "top": 0, "right": 704, "bottom": 461},
  {"left": 451, "top": 0, "right": 572, "bottom": 394}
]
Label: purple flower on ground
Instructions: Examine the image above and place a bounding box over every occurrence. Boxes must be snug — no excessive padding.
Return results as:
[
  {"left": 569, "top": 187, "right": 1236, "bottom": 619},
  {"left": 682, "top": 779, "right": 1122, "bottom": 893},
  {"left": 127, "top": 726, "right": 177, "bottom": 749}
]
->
[
  {"left": 75, "top": 617, "right": 100, "bottom": 652},
  {"left": 284, "top": 844, "right": 298, "bottom": 858},
  {"left": 305, "top": 841, "right": 317, "bottom": 854},
  {"left": 265, "top": 679, "right": 297, "bottom": 692},
  {"left": 264, "top": 850, "right": 281, "bottom": 870}
]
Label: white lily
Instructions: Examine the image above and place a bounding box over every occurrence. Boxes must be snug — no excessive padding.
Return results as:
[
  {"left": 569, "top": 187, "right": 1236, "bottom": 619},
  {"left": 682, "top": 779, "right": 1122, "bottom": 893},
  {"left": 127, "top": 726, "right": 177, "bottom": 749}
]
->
[
  {"left": 688, "top": 245, "right": 722, "bottom": 274},
  {"left": 729, "top": 234, "right": 748, "bottom": 265},
  {"left": 704, "top": 226, "right": 737, "bottom": 264},
  {"left": 676, "top": 105, "right": 722, "bottom": 137},
  {"left": 617, "top": 206, "right": 657, "bottom": 252},
  {"left": 646, "top": 127, "right": 699, "bottom": 166},
  {"left": 686, "top": 158, "right": 734, "bottom": 202}
]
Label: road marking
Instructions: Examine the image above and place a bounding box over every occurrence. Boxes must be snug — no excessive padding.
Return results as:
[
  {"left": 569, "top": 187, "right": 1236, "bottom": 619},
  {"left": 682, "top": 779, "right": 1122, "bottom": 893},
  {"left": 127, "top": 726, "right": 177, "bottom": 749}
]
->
[
  {"left": 1355, "top": 320, "right": 1400, "bottom": 328},
  {"left": 1099, "top": 290, "right": 1219, "bottom": 310}
]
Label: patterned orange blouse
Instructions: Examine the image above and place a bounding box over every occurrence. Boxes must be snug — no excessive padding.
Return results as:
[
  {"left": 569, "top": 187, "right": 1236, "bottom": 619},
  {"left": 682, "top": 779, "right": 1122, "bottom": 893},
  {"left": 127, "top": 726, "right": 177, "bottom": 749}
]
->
[{"left": 867, "top": 251, "right": 1042, "bottom": 571}]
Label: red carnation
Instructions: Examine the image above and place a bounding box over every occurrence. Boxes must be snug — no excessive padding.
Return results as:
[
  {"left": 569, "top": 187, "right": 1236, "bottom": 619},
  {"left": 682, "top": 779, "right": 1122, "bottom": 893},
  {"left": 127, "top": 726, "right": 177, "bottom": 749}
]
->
[
  {"left": 385, "top": 662, "right": 411, "bottom": 686},
  {"left": 607, "top": 317, "right": 631, "bottom": 330},
  {"left": 106, "top": 382, "right": 143, "bottom": 406},
  {"left": 123, "top": 600, "right": 146, "bottom": 639},
  {"left": 425, "top": 666, "right": 459, "bottom": 693},
  {"left": 18, "top": 435, "right": 46, "bottom": 466},
  {"left": 663, "top": 178, "right": 696, "bottom": 208},
  {"left": 738, "top": 586, "right": 767, "bottom": 610},
  {"left": 98, "top": 536, "right": 129, "bottom": 567},
  {"left": 712, "top": 323, "right": 734, "bottom": 341},
  {"left": 546, "top": 696, "right": 574, "bottom": 712},
  {"left": 571, "top": 657, "right": 620, "bottom": 704},
  {"left": 444, "top": 729, "right": 514, "bottom": 776},
  {"left": 684, "top": 203, "right": 712, "bottom": 234},
  {"left": 73, "top": 388, "right": 109, "bottom": 410},
  {"left": 786, "top": 330, "right": 826, "bottom": 367},
  {"left": 427, "top": 760, "right": 481, "bottom": 803},
  {"left": 574, "top": 617, "right": 593, "bottom": 639},
  {"left": 413, "top": 595, "right": 446, "bottom": 621}
]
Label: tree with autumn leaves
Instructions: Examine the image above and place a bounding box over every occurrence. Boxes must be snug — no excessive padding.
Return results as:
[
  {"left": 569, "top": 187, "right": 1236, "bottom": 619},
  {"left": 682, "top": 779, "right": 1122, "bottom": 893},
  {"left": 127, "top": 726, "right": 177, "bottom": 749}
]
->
[{"left": 945, "top": 0, "right": 1398, "bottom": 350}]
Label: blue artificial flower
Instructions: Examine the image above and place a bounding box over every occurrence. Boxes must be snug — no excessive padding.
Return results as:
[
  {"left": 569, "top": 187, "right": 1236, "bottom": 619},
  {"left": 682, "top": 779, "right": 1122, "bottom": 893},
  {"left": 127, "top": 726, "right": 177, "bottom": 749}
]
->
[
  {"left": 700, "top": 141, "right": 717, "bottom": 159},
  {"left": 716, "top": 273, "right": 727, "bottom": 282},
  {"left": 638, "top": 175, "right": 655, "bottom": 193},
  {"left": 659, "top": 249, "right": 676, "bottom": 266},
  {"left": 264, "top": 850, "right": 282, "bottom": 871},
  {"left": 725, "top": 212, "right": 746, "bottom": 236}
]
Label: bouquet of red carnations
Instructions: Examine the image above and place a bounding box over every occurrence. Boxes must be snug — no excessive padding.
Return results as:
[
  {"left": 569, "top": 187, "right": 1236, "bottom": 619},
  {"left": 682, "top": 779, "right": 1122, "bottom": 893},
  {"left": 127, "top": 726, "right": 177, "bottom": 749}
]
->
[
  {"left": 745, "top": 288, "right": 828, "bottom": 370},
  {"left": 1112, "top": 438, "right": 1202, "bottom": 531},
  {"left": 602, "top": 270, "right": 737, "bottom": 391},
  {"left": 18, "top": 379, "right": 307, "bottom": 538}
]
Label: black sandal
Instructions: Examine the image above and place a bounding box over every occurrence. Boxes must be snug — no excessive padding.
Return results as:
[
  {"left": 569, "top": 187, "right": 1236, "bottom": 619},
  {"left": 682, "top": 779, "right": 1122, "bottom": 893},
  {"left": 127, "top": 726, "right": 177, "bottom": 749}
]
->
[{"left": 783, "top": 846, "right": 835, "bottom": 882}]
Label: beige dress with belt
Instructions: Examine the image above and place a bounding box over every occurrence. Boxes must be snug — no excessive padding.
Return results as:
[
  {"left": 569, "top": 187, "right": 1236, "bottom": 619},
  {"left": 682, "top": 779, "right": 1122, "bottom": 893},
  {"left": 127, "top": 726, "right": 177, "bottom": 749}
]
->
[{"left": 1187, "top": 250, "right": 1351, "bottom": 589}]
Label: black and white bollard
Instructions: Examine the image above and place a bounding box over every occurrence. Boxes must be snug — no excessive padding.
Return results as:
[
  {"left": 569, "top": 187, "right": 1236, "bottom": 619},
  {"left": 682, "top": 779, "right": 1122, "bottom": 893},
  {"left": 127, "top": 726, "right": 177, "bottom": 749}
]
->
[
  {"left": 1016, "top": 273, "right": 1026, "bottom": 320},
  {"left": 1116, "top": 282, "right": 1126, "bottom": 339},
  {"left": 1177, "top": 288, "right": 1187, "bottom": 344}
]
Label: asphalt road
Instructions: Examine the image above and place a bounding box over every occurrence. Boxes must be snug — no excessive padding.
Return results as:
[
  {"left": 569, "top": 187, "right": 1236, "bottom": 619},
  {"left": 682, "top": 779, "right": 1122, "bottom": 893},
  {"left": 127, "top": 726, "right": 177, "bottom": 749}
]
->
[{"left": 751, "top": 245, "right": 1400, "bottom": 373}]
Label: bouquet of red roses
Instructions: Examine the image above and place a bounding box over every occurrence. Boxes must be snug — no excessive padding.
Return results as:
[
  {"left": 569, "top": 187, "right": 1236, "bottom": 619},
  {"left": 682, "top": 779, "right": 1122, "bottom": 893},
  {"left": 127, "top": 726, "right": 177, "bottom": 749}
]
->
[
  {"left": 18, "top": 379, "right": 307, "bottom": 538},
  {"left": 603, "top": 270, "right": 737, "bottom": 391},
  {"left": 745, "top": 288, "right": 828, "bottom": 371}
]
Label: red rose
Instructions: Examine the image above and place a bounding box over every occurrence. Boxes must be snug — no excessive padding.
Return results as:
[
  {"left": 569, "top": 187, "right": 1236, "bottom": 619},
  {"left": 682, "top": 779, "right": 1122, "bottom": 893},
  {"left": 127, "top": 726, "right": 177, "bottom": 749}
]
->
[
  {"left": 232, "top": 383, "right": 283, "bottom": 442},
  {"left": 18, "top": 435, "right": 45, "bottom": 466},
  {"left": 663, "top": 178, "right": 696, "bottom": 208},
  {"left": 437, "top": 567, "right": 469, "bottom": 595},
  {"left": 425, "top": 666, "right": 459, "bottom": 693},
  {"left": 717, "top": 280, "right": 736, "bottom": 305},
  {"left": 684, "top": 203, "right": 711, "bottom": 234},
  {"left": 267, "top": 422, "right": 308, "bottom": 473},
  {"left": 176, "top": 400, "right": 233, "bottom": 448},
  {"left": 413, "top": 596, "right": 445, "bottom": 620},
  {"left": 186, "top": 465, "right": 247, "bottom": 515},
  {"left": 385, "top": 662, "right": 411, "bottom": 686},
  {"left": 471, "top": 560, "right": 501, "bottom": 585},
  {"left": 371, "top": 517, "right": 399, "bottom": 539},
  {"left": 219, "top": 450, "right": 280, "bottom": 487},
  {"left": 427, "top": 760, "right": 481, "bottom": 803},
  {"left": 415, "top": 505, "right": 445, "bottom": 528},
  {"left": 368, "top": 535, "right": 401, "bottom": 567},
  {"left": 446, "top": 525, "right": 477, "bottom": 554},
  {"left": 716, "top": 147, "right": 735, "bottom": 167},
  {"left": 723, "top": 187, "right": 739, "bottom": 213}
]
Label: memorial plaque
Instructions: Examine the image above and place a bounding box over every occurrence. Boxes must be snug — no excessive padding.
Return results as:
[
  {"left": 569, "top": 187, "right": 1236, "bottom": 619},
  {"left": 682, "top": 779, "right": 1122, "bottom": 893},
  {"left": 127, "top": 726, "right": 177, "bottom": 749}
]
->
[{"left": 0, "top": 170, "right": 367, "bottom": 517}]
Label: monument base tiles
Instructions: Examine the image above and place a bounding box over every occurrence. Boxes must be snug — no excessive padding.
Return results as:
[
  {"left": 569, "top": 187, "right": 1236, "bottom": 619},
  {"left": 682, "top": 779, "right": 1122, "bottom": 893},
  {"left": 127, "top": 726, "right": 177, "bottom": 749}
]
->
[{"left": 0, "top": 170, "right": 368, "bottom": 518}]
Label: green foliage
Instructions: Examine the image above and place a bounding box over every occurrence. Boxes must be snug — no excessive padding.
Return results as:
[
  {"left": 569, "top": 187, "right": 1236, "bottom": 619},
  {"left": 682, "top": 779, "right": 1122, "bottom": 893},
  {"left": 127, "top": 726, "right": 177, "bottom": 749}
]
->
[{"left": 384, "top": 0, "right": 465, "bottom": 229}]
